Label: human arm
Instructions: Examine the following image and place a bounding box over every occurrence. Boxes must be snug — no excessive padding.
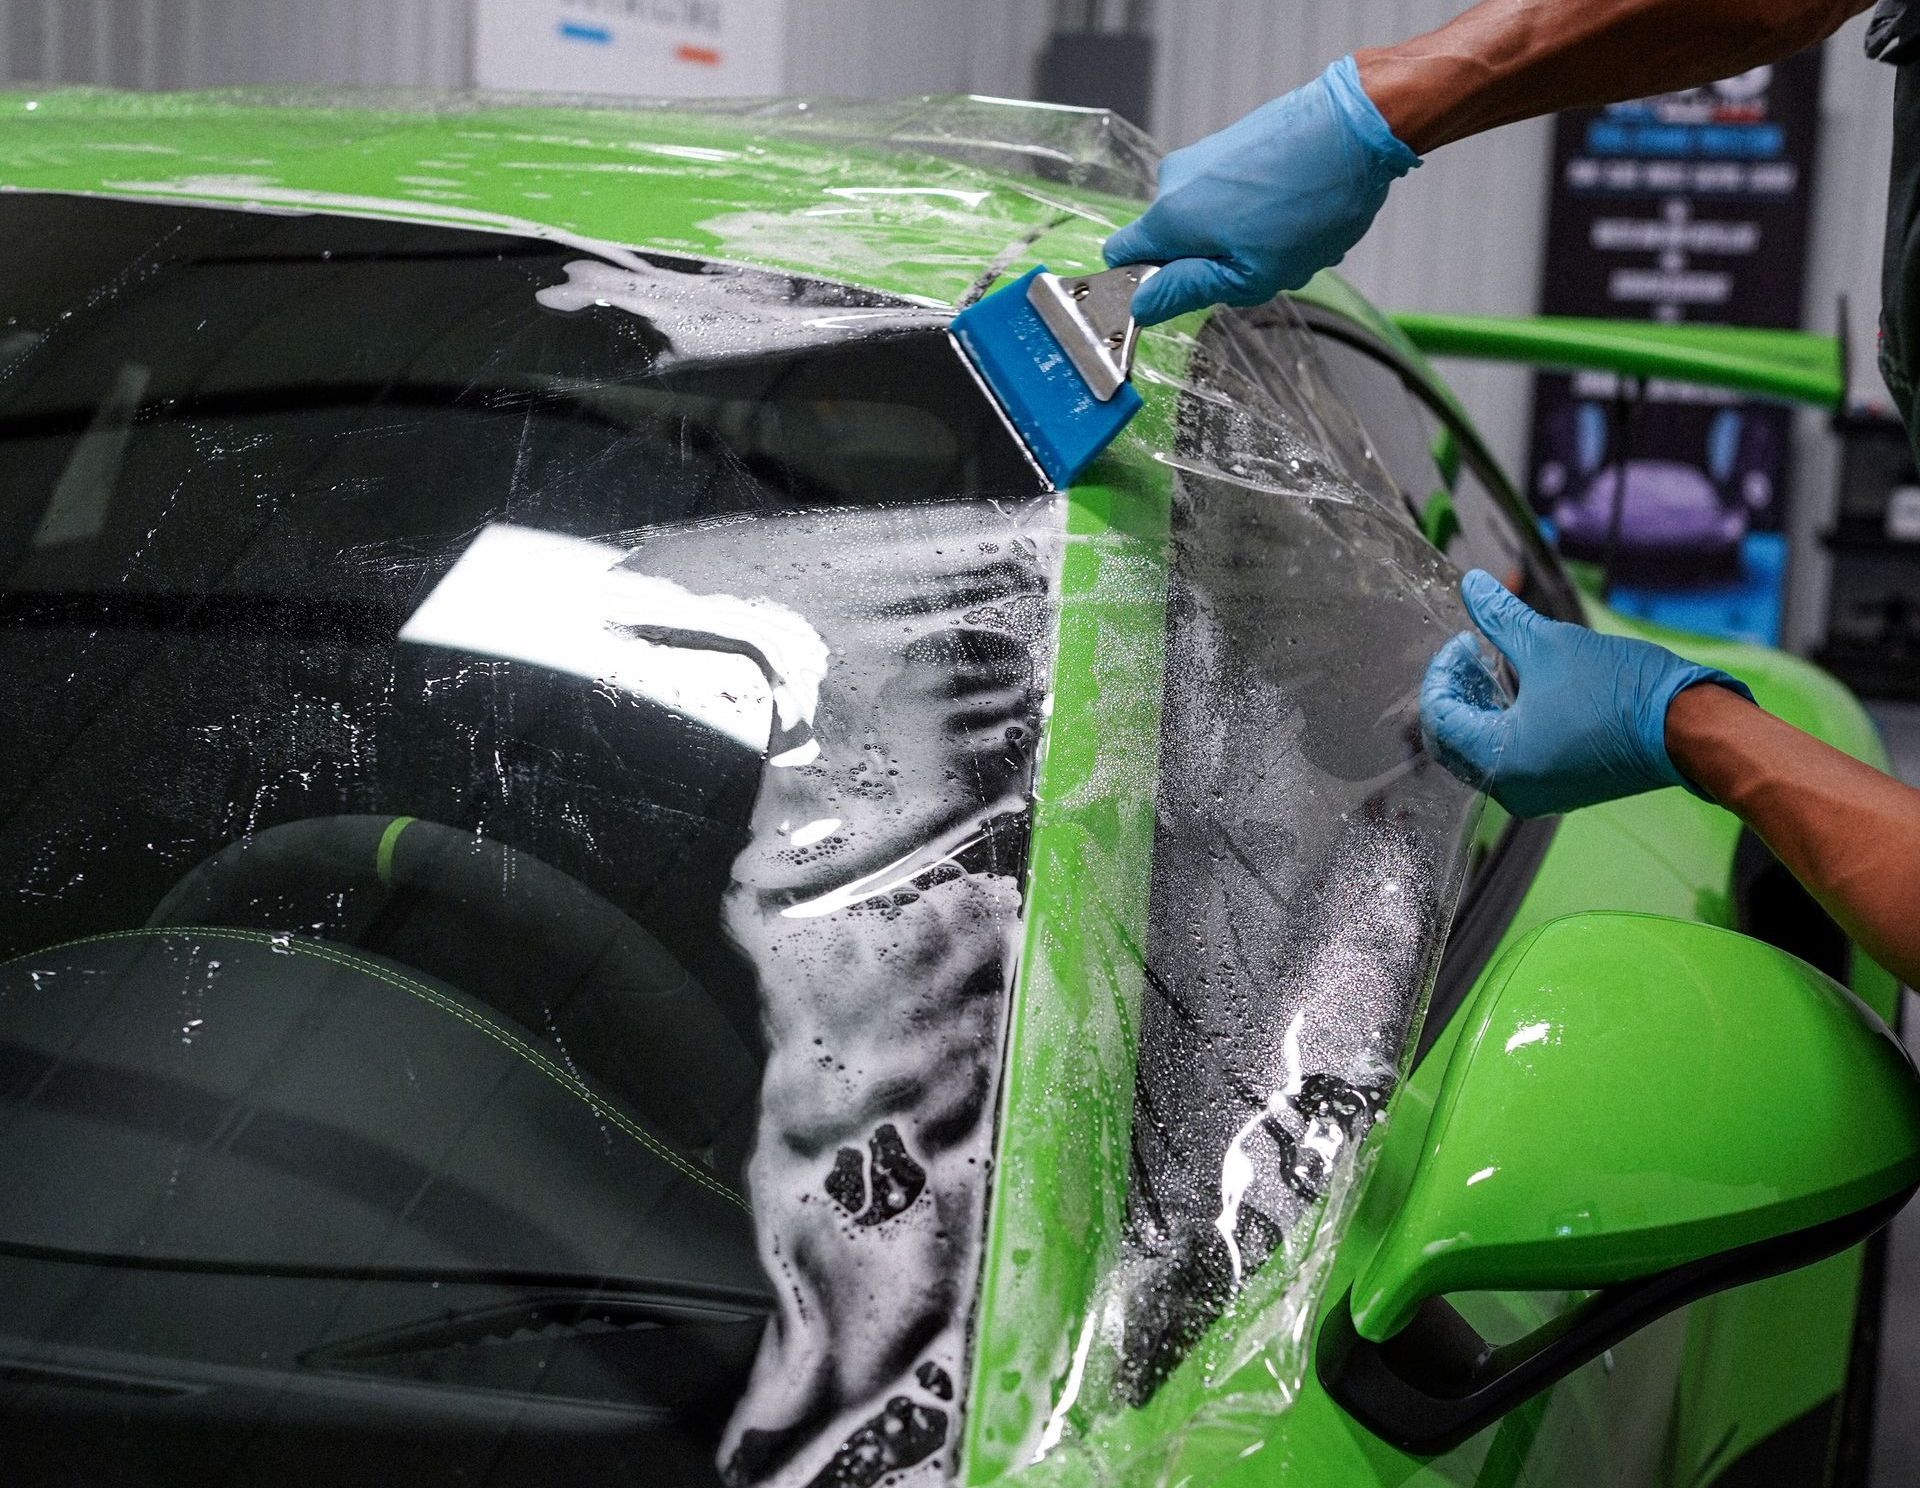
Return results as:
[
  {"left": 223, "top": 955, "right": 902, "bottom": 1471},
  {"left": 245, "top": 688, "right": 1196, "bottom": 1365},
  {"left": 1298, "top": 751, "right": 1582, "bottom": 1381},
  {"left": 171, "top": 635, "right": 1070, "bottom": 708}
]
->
[
  {"left": 1357, "top": 0, "right": 1870, "bottom": 154},
  {"left": 1421, "top": 571, "right": 1920, "bottom": 988},
  {"left": 1665, "top": 682, "right": 1920, "bottom": 988},
  {"left": 1107, "top": 0, "right": 1870, "bottom": 325}
]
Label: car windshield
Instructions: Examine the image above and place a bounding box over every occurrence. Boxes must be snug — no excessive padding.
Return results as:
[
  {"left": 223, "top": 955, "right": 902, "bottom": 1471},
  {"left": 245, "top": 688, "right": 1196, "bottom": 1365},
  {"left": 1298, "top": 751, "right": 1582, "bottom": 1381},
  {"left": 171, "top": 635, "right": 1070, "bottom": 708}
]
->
[{"left": 0, "top": 194, "right": 1052, "bottom": 1485}]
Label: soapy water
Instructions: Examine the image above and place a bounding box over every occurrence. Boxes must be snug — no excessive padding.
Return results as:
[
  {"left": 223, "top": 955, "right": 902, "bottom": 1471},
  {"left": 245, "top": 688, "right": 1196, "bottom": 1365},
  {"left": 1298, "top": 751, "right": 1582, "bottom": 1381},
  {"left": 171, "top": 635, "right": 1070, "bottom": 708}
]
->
[
  {"left": 609, "top": 496, "right": 1059, "bottom": 1487},
  {"left": 1116, "top": 824, "right": 1436, "bottom": 1405},
  {"left": 535, "top": 256, "right": 946, "bottom": 358},
  {"left": 512, "top": 243, "right": 1068, "bottom": 1486},
  {"left": 395, "top": 496, "right": 1045, "bottom": 1488},
  {"left": 965, "top": 296, "right": 1488, "bottom": 1481}
]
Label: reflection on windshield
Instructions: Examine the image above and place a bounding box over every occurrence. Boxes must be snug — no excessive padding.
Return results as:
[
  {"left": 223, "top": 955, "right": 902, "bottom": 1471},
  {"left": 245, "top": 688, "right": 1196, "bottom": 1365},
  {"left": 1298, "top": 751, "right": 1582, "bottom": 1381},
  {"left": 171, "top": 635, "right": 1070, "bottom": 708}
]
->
[{"left": 399, "top": 522, "right": 828, "bottom": 755}]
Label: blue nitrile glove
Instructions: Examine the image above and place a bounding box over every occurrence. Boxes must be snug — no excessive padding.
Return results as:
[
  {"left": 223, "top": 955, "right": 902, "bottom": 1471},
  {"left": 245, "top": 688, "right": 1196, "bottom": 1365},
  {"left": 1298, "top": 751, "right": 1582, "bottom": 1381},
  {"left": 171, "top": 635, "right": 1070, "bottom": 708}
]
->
[
  {"left": 1420, "top": 570, "right": 1756, "bottom": 818},
  {"left": 1102, "top": 55, "right": 1419, "bottom": 326}
]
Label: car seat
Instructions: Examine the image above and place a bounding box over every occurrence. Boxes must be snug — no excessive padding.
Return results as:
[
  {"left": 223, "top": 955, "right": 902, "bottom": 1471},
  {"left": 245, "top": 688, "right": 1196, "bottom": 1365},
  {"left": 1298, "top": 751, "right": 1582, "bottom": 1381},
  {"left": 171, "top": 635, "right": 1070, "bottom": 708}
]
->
[{"left": 146, "top": 814, "right": 761, "bottom": 1187}]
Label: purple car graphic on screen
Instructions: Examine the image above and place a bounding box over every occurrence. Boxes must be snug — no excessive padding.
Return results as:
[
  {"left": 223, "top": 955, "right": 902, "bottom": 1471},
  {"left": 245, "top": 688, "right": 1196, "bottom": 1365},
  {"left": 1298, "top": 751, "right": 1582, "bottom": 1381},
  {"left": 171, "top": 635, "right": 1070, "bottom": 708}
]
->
[{"left": 1539, "top": 403, "right": 1770, "bottom": 577}]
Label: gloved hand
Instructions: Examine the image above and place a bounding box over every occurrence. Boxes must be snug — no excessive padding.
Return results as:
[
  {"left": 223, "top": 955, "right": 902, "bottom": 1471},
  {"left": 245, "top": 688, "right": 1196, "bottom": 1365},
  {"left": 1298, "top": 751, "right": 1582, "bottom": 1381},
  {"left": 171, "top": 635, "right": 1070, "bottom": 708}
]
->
[
  {"left": 1102, "top": 55, "right": 1419, "bottom": 327},
  {"left": 1420, "top": 570, "right": 1755, "bottom": 818}
]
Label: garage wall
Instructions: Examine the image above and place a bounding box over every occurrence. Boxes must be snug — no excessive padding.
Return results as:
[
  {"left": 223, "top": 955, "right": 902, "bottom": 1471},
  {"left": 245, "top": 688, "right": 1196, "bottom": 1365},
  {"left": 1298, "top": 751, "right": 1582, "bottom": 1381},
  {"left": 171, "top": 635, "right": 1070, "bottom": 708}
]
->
[
  {"left": 0, "top": 0, "right": 1053, "bottom": 99},
  {"left": 0, "top": 0, "right": 473, "bottom": 88},
  {"left": 783, "top": 1, "right": 1055, "bottom": 98}
]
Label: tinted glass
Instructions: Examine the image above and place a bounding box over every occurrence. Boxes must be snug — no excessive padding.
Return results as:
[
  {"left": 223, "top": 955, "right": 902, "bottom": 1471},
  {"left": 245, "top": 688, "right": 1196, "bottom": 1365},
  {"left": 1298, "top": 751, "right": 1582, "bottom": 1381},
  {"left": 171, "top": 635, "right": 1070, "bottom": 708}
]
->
[
  {"left": 0, "top": 194, "right": 1047, "bottom": 1485},
  {"left": 1311, "top": 334, "right": 1567, "bottom": 616},
  {"left": 1113, "top": 304, "right": 1483, "bottom": 1399}
]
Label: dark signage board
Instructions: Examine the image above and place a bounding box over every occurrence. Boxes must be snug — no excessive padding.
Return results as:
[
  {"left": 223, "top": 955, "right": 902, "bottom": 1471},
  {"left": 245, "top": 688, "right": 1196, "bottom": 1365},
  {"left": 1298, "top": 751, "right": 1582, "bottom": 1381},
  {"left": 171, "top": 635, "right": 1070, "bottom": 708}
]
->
[{"left": 1524, "top": 47, "right": 1825, "bottom": 643}]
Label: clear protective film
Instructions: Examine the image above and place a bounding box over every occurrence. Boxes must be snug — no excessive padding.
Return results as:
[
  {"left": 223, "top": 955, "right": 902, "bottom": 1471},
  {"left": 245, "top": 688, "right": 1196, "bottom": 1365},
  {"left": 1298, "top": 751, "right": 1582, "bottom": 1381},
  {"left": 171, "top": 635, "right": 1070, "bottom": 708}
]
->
[
  {"left": 702, "top": 494, "right": 1060, "bottom": 1488},
  {"left": 965, "top": 296, "right": 1496, "bottom": 1486},
  {"left": 0, "top": 95, "right": 1499, "bottom": 1488},
  {"left": 0, "top": 87, "right": 1157, "bottom": 313}
]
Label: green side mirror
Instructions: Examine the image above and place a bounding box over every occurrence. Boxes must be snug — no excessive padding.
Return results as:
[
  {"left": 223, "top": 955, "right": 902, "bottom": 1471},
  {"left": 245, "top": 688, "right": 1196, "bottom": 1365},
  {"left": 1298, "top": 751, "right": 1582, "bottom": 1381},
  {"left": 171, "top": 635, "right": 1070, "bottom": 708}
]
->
[
  {"left": 1417, "top": 487, "right": 1460, "bottom": 552},
  {"left": 1319, "top": 912, "right": 1920, "bottom": 1454}
]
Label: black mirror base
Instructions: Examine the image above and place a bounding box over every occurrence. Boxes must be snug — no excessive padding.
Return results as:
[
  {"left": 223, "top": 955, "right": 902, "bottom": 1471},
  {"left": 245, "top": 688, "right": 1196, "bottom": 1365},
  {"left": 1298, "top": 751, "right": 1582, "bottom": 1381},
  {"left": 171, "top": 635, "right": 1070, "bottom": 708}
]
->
[{"left": 1317, "top": 1188, "right": 1914, "bottom": 1456}]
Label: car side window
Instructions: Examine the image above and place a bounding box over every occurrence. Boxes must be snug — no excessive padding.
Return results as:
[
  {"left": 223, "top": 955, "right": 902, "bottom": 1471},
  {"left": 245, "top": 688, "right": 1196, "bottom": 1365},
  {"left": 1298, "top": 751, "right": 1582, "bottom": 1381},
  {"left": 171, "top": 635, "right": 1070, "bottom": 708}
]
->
[
  {"left": 1306, "top": 327, "right": 1583, "bottom": 919},
  {"left": 1309, "top": 334, "right": 1450, "bottom": 521},
  {"left": 1309, "top": 332, "right": 1570, "bottom": 621}
]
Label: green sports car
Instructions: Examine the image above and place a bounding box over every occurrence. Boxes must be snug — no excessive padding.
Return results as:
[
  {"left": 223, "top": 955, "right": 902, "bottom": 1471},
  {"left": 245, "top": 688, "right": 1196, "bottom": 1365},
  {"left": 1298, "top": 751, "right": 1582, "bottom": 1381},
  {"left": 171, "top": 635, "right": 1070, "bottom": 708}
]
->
[{"left": 0, "top": 90, "right": 1913, "bottom": 1488}]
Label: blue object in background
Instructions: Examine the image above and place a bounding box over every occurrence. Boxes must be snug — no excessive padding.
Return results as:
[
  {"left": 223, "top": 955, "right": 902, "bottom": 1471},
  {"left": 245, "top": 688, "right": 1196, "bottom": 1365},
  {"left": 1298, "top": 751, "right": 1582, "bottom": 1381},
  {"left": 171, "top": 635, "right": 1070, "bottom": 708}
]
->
[
  {"left": 1599, "top": 532, "right": 1787, "bottom": 646},
  {"left": 1707, "top": 409, "right": 1742, "bottom": 484},
  {"left": 558, "top": 22, "right": 612, "bottom": 45}
]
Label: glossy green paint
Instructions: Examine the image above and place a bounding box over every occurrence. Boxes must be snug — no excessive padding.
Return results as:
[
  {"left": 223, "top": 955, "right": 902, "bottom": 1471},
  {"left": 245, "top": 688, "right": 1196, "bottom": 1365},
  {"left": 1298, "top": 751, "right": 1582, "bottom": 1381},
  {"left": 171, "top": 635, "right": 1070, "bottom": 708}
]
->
[
  {"left": 1391, "top": 312, "right": 1845, "bottom": 408},
  {"left": 0, "top": 88, "right": 1141, "bottom": 309},
  {"left": 0, "top": 87, "right": 1901, "bottom": 1488},
  {"left": 961, "top": 362, "right": 1180, "bottom": 1483},
  {"left": 975, "top": 354, "right": 1908, "bottom": 1484},
  {"left": 1353, "top": 912, "right": 1920, "bottom": 1341}
]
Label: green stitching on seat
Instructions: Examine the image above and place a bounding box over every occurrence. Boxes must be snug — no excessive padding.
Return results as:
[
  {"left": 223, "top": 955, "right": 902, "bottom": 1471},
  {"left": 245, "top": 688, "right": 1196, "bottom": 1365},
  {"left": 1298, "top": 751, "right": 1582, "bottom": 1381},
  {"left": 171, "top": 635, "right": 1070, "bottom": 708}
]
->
[
  {"left": 375, "top": 815, "right": 416, "bottom": 888},
  {"left": 4, "top": 926, "right": 747, "bottom": 1211}
]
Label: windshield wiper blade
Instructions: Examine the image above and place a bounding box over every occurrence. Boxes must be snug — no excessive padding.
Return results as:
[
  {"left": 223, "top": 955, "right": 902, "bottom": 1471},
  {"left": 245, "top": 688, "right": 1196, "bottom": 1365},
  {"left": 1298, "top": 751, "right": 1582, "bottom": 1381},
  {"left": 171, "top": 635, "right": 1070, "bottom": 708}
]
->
[
  {"left": 0, "top": 1238, "right": 773, "bottom": 1313},
  {"left": 302, "top": 1290, "right": 765, "bottom": 1368}
]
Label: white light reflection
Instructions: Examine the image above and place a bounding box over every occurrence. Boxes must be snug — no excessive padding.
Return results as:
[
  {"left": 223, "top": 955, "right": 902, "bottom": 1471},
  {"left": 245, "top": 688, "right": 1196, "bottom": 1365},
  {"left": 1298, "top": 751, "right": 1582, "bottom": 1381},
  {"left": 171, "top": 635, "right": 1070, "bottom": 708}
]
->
[
  {"left": 768, "top": 739, "right": 821, "bottom": 769},
  {"left": 776, "top": 789, "right": 1027, "bottom": 920},
  {"left": 1215, "top": 1008, "right": 1307, "bottom": 1288},
  {"left": 821, "top": 185, "right": 993, "bottom": 209},
  {"left": 1033, "top": 1308, "right": 1100, "bottom": 1461},
  {"left": 399, "top": 523, "right": 827, "bottom": 755},
  {"left": 643, "top": 142, "right": 740, "bottom": 163},
  {"left": 778, "top": 826, "right": 983, "bottom": 921}
]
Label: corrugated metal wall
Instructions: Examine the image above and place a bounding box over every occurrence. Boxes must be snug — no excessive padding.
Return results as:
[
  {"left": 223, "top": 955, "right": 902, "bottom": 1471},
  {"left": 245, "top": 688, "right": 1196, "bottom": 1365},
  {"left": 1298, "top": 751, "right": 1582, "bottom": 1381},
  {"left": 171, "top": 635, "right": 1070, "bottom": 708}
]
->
[
  {"left": 782, "top": 1, "right": 1055, "bottom": 98},
  {"left": 0, "top": 0, "right": 473, "bottom": 89},
  {"left": 0, "top": 1, "right": 1047, "bottom": 100},
  {"left": 0, "top": 0, "right": 1895, "bottom": 644}
]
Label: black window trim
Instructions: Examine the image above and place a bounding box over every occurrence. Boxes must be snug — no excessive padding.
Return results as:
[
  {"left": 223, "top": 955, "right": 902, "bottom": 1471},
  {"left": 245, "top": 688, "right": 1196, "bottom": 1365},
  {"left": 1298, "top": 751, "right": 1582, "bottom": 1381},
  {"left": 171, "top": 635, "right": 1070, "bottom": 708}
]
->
[
  {"left": 1289, "top": 300, "right": 1581, "bottom": 622},
  {"left": 1288, "top": 298, "right": 1568, "bottom": 1057},
  {"left": 1418, "top": 811, "right": 1559, "bottom": 1061}
]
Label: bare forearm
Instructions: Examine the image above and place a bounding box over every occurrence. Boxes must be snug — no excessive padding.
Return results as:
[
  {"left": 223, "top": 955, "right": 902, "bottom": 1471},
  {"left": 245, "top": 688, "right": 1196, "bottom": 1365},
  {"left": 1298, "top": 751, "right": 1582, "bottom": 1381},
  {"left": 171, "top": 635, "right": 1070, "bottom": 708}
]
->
[
  {"left": 1667, "top": 684, "right": 1920, "bottom": 988},
  {"left": 1357, "top": 0, "right": 1868, "bottom": 155}
]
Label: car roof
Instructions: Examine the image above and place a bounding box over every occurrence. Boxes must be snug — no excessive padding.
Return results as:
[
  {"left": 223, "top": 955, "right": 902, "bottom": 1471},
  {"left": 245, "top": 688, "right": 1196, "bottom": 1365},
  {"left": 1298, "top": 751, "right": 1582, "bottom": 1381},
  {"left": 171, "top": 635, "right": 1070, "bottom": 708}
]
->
[
  {"left": 0, "top": 86, "right": 1440, "bottom": 422},
  {"left": 0, "top": 89, "right": 1153, "bottom": 308}
]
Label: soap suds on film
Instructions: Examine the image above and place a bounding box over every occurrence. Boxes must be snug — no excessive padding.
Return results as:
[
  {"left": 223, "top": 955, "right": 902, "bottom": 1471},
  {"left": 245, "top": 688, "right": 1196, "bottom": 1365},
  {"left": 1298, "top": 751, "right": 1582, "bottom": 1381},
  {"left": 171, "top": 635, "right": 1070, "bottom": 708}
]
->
[
  {"left": 641, "top": 500, "right": 1060, "bottom": 1488},
  {"left": 968, "top": 293, "right": 1489, "bottom": 1481}
]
